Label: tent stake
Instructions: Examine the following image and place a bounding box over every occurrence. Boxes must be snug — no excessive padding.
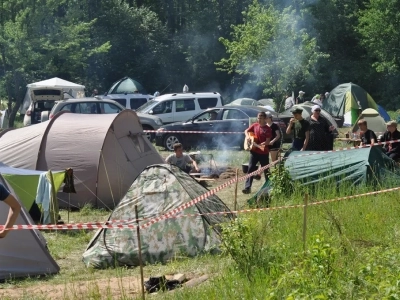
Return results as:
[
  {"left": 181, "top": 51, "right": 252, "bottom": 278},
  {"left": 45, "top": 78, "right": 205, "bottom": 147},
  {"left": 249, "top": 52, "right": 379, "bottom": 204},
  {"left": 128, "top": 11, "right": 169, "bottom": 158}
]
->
[
  {"left": 303, "top": 193, "right": 309, "bottom": 254},
  {"left": 234, "top": 168, "right": 238, "bottom": 211},
  {"left": 135, "top": 205, "right": 145, "bottom": 300}
]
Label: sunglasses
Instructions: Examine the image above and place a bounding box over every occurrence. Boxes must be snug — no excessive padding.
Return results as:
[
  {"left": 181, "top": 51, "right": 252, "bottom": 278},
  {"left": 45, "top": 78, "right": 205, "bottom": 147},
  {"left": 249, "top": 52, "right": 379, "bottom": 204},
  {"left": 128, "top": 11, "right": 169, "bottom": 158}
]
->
[{"left": 314, "top": 110, "right": 321, "bottom": 112}]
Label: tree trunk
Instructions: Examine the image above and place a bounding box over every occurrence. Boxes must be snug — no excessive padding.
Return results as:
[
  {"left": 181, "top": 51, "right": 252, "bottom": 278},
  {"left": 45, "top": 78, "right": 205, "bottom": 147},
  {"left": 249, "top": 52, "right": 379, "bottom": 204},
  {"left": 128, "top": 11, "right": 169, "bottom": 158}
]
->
[{"left": 8, "top": 99, "right": 22, "bottom": 128}]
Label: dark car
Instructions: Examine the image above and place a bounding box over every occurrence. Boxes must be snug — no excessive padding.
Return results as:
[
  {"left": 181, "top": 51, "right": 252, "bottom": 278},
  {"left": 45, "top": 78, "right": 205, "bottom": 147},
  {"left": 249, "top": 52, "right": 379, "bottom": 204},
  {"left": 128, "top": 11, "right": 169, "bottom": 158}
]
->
[{"left": 155, "top": 106, "right": 290, "bottom": 151}]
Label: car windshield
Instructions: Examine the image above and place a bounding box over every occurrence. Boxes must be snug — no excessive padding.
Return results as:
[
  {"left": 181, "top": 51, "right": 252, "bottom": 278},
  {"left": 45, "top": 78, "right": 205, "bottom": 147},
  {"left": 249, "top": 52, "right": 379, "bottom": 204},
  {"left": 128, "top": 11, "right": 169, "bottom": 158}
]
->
[{"left": 136, "top": 100, "right": 157, "bottom": 112}]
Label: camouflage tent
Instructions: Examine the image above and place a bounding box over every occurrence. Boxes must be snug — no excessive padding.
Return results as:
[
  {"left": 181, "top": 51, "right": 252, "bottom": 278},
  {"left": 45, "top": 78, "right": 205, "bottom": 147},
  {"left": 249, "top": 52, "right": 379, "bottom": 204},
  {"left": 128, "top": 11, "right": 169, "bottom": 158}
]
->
[{"left": 82, "top": 164, "right": 234, "bottom": 268}]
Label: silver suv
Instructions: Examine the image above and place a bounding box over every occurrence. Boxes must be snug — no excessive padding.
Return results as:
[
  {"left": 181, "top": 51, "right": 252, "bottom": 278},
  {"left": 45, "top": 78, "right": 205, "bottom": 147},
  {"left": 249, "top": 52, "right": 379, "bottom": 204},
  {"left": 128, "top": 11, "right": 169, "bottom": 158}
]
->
[{"left": 43, "top": 97, "right": 163, "bottom": 140}]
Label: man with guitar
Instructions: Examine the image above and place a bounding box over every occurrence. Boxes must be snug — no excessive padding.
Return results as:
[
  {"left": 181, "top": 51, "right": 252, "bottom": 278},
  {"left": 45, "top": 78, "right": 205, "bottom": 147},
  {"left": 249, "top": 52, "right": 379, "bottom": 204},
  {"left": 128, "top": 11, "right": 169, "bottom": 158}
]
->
[{"left": 242, "top": 111, "right": 272, "bottom": 194}]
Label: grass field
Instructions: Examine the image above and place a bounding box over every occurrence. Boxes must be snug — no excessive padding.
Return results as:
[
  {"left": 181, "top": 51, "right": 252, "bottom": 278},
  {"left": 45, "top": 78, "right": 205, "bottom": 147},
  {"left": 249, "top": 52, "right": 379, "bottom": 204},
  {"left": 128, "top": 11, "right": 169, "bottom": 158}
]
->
[{"left": 1, "top": 113, "right": 400, "bottom": 299}]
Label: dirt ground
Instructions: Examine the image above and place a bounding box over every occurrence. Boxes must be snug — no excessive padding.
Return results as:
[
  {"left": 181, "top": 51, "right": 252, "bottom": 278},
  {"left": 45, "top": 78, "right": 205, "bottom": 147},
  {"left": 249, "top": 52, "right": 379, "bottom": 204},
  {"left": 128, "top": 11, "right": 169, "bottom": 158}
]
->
[{"left": 0, "top": 276, "right": 143, "bottom": 299}]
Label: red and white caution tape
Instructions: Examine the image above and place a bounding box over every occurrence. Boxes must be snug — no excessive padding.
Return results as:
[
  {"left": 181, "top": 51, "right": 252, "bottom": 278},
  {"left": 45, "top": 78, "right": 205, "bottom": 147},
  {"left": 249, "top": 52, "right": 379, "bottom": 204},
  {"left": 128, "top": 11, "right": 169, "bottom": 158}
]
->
[
  {"left": 291, "top": 138, "right": 400, "bottom": 158},
  {"left": 139, "top": 159, "right": 282, "bottom": 229},
  {"left": 144, "top": 130, "right": 244, "bottom": 134},
  {"left": 2, "top": 185, "right": 399, "bottom": 231}
]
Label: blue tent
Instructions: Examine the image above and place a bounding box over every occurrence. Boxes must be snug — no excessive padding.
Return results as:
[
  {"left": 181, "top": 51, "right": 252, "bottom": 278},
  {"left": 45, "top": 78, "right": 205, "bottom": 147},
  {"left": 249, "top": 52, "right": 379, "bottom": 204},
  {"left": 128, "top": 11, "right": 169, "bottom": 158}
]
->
[{"left": 377, "top": 105, "right": 391, "bottom": 122}]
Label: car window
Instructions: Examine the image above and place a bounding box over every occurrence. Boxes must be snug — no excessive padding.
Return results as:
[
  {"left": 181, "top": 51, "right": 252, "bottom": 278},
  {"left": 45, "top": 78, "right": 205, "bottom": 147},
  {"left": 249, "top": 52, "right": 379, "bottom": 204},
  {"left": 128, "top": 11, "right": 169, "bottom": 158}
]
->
[
  {"left": 176, "top": 99, "right": 195, "bottom": 112},
  {"left": 198, "top": 98, "right": 218, "bottom": 109},
  {"left": 222, "top": 109, "right": 248, "bottom": 120},
  {"left": 152, "top": 100, "right": 173, "bottom": 114},
  {"left": 112, "top": 99, "right": 126, "bottom": 107},
  {"left": 193, "top": 110, "right": 219, "bottom": 122},
  {"left": 99, "top": 103, "right": 122, "bottom": 114},
  {"left": 79, "top": 103, "right": 98, "bottom": 114},
  {"left": 60, "top": 104, "right": 74, "bottom": 112},
  {"left": 130, "top": 98, "right": 147, "bottom": 109}
]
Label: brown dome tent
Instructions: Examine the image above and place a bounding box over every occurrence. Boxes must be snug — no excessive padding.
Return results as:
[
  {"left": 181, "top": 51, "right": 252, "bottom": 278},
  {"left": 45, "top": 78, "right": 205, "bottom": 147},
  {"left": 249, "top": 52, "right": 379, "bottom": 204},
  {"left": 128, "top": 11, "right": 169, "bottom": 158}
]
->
[{"left": 0, "top": 111, "right": 164, "bottom": 208}]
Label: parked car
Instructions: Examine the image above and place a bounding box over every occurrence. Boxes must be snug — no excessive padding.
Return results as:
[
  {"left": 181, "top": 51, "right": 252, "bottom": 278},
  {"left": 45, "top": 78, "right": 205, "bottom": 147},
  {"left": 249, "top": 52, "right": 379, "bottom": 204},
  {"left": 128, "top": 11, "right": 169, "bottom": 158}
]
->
[
  {"left": 23, "top": 88, "right": 64, "bottom": 126},
  {"left": 43, "top": 97, "right": 163, "bottom": 140},
  {"left": 155, "top": 106, "right": 290, "bottom": 151},
  {"left": 136, "top": 92, "right": 224, "bottom": 124},
  {"left": 101, "top": 93, "right": 154, "bottom": 110}
]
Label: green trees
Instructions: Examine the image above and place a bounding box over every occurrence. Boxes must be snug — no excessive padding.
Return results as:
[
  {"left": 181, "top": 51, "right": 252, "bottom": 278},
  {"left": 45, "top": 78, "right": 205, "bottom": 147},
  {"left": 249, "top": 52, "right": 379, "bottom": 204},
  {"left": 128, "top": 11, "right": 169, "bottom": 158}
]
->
[
  {"left": 217, "top": 2, "right": 326, "bottom": 110},
  {"left": 1, "top": 0, "right": 400, "bottom": 127}
]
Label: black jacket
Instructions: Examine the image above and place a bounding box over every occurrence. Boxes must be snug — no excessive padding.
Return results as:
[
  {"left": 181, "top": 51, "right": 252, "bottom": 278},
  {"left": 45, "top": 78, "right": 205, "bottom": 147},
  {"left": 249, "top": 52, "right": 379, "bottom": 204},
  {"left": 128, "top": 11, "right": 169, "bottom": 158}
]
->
[{"left": 382, "top": 129, "right": 400, "bottom": 154}]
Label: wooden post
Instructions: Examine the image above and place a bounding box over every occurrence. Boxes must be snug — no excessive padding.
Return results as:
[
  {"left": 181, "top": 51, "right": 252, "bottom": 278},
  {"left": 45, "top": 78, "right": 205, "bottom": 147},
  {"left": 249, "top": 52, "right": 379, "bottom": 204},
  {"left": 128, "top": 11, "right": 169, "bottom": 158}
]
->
[
  {"left": 234, "top": 168, "right": 239, "bottom": 211},
  {"left": 135, "top": 205, "right": 145, "bottom": 300},
  {"left": 303, "top": 194, "right": 309, "bottom": 253}
]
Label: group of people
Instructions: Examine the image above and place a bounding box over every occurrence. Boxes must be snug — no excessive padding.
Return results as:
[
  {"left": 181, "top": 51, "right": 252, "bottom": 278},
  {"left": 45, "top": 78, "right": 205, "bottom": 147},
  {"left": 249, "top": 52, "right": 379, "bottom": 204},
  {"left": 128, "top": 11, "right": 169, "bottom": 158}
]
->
[
  {"left": 356, "top": 119, "right": 400, "bottom": 161},
  {"left": 241, "top": 106, "right": 400, "bottom": 194},
  {"left": 285, "top": 91, "right": 330, "bottom": 110}
]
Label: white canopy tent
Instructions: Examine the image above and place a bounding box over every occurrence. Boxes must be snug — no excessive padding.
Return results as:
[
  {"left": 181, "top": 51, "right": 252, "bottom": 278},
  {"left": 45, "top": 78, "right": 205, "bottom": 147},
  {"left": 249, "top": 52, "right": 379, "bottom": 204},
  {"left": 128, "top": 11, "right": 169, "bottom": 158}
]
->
[{"left": 21, "top": 77, "right": 86, "bottom": 114}]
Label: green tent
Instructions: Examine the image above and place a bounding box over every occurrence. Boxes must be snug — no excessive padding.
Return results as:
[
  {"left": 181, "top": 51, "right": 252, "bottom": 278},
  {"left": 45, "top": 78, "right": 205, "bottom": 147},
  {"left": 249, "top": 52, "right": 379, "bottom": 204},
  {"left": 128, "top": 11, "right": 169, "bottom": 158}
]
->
[
  {"left": 0, "top": 163, "right": 67, "bottom": 223},
  {"left": 83, "top": 164, "right": 234, "bottom": 269},
  {"left": 285, "top": 147, "right": 400, "bottom": 187},
  {"left": 324, "top": 83, "right": 378, "bottom": 126}
]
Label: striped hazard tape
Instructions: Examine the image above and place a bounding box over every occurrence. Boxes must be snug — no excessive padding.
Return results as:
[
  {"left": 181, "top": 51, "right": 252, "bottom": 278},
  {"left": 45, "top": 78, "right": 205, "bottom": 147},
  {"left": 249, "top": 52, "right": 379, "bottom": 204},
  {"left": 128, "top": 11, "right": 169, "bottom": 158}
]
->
[
  {"left": 143, "top": 130, "right": 244, "bottom": 134},
  {"left": 2, "top": 185, "right": 399, "bottom": 231}
]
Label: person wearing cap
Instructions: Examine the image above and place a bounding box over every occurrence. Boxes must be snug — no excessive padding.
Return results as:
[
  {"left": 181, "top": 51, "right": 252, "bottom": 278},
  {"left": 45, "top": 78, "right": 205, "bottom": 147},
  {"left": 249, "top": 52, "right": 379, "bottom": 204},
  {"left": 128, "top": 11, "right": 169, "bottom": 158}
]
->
[
  {"left": 357, "top": 119, "right": 377, "bottom": 147},
  {"left": 307, "top": 105, "right": 335, "bottom": 151},
  {"left": 312, "top": 94, "right": 323, "bottom": 107},
  {"left": 0, "top": 183, "right": 21, "bottom": 238},
  {"left": 286, "top": 107, "right": 310, "bottom": 151},
  {"left": 381, "top": 120, "right": 400, "bottom": 161},
  {"left": 325, "top": 92, "right": 329, "bottom": 98},
  {"left": 242, "top": 111, "right": 272, "bottom": 194},
  {"left": 296, "top": 91, "right": 306, "bottom": 104}
]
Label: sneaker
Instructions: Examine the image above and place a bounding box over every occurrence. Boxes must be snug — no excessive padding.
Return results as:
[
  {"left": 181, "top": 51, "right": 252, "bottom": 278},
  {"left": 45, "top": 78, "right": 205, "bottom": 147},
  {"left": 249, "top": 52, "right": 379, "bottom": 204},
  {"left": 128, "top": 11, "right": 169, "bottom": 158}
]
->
[{"left": 242, "top": 188, "right": 251, "bottom": 194}]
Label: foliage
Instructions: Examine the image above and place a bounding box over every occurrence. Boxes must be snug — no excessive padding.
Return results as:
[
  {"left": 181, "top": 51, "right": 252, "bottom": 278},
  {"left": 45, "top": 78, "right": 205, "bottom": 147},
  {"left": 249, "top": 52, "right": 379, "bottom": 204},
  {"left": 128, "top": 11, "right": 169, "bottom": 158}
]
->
[
  {"left": 269, "top": 163, "right": 294, "bottom": 198},
  {"left": 217, "top": 1, "right": 327, "bottom": 110},
  {"left": 219, "top": 215, "right": 280, "bottom": 281}
]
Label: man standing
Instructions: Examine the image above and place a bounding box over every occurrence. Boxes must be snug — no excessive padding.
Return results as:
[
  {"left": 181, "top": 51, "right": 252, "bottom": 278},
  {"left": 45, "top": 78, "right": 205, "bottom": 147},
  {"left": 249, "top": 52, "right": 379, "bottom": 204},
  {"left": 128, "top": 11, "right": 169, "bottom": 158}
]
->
[
  {"left": 296, "top": 91, "right": 306, "bottom": 104},
  {"left": 284, "top": 94, "right": 295, "bottom": 110},
  {"left": 165, "top": 143, "right": 200, "bottom": 173},
  {"left": 0, "top": 183, "right": 21, "bottom": 238},
  {"left": 381, "top": 120, "right": 400, "bottom": 161},
  {"left": 286, "top": 107, "right": 310, "bottom": 151},
  {"left": 242, "top": 112, "right": 272, "bottom": 194}
]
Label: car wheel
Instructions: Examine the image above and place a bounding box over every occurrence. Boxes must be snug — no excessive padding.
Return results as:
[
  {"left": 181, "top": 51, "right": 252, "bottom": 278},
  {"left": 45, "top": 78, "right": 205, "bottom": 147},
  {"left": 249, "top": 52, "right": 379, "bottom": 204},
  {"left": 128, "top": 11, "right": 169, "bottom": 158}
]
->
[
  {"left": 164, "top": 134, "right": 180, "bottom": 151},
  {"left": 142, "top": 125, "right": 154, "bottom": 141}
]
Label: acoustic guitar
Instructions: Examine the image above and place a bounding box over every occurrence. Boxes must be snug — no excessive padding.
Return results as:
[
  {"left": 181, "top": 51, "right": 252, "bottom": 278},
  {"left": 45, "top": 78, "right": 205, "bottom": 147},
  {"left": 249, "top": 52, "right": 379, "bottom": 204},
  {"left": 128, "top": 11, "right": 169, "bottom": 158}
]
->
[{"left": 244, "top": 132, "right": 266, "bottom": 151}]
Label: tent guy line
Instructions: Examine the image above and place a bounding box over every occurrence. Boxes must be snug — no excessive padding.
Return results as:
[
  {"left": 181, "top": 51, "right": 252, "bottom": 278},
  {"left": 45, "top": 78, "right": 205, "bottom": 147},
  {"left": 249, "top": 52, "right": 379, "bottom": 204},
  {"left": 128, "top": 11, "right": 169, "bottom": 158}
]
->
[{"left": 2, "top": 185, "right": 399, "bottom": 231}]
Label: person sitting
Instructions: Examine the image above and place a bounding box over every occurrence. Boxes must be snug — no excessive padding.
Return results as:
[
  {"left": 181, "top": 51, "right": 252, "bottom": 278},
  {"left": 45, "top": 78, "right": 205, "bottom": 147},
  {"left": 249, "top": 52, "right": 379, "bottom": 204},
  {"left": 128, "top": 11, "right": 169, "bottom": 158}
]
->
[
  {"left": 358, "top": 119, "right": 377, "bottom": 146},
  {"left": 165, "top": 143, "right": 200, "bottom": 173},
  {"left": 381, "top": 120, "right": 400, "bottom": 161},
  {"left": 208, "top": 111, "right": 218, "bottom": 121}
]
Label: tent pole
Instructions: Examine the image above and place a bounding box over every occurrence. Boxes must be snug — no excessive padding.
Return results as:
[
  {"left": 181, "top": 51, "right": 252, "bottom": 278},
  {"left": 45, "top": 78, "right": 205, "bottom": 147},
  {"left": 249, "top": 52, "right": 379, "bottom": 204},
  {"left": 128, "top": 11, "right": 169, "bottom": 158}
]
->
[
  {"left": 135, "top": 205, "right": 145, "bottom": 300},
  {"left": 303, "top": 193, "right": 309, "bottom": 254},
  {"left": 234, "top": 168, "right": 238, "bottom": 211}
]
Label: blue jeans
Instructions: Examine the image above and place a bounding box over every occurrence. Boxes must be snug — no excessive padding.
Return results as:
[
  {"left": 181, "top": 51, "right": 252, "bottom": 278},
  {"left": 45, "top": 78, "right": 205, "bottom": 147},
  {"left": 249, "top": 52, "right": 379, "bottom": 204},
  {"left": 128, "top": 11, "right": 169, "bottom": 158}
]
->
[{"left": 292, "top": 138, "right": 305, "bottom": 151}]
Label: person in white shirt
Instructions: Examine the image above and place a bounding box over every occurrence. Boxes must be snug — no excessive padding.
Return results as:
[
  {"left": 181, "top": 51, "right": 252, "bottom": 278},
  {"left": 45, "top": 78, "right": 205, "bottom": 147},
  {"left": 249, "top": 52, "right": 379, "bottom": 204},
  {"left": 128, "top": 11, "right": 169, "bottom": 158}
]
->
[
  {"left": 312, "top": 94, "right": 323, "bottom": 107},
  {"left": 284, "top": 94, "right": 295, "bottom": 110}
]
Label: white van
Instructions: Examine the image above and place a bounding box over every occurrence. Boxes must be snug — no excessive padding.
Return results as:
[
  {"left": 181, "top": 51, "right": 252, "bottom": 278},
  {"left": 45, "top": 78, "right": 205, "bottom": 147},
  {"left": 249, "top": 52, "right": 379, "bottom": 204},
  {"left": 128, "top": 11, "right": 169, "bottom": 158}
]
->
[
  {"left": 101, "top": 93, "right": 153, "bottom": 110},
  {"left": 135, "top": 92, "right": 223, "bottom": 124}
]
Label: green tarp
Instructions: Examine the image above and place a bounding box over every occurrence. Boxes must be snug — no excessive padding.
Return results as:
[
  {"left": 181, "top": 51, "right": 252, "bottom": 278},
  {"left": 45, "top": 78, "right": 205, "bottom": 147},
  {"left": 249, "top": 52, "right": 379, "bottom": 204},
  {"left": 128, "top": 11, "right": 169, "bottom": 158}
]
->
[{"left": 285, "top": 147, "right": 400, "bottom": 187}]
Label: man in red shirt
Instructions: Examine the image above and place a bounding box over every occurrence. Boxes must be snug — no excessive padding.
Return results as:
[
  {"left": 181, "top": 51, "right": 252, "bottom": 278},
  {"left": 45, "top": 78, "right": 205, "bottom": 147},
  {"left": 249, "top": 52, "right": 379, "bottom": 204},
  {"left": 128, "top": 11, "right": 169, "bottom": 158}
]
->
[{"left": 242, "top": 111, "right": 272, "bottom": 194}]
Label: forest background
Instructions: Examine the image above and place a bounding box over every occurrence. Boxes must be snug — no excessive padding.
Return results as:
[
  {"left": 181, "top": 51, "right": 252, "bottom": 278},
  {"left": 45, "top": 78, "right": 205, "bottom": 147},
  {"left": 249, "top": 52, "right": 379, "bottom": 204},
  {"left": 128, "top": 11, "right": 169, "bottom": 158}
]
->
[{"left": 0, "top": 0, "right": 399, "bottom": 126}]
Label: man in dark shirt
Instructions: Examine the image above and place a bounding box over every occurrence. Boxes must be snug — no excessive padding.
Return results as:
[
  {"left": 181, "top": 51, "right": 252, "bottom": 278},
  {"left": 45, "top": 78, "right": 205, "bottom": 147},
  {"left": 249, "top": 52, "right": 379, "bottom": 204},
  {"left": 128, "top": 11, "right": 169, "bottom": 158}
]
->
[
  {"left": 381, "top": 120, "right": 400, "bottom": 161},
  {"left": 286, "top": 107, "right": 310, "bottom": 151},
  {"left": 296, "top": 91, "right": 306, "bottom": 104},
  {"left": 0, "top": 183, "right": 21, "bottom": 238},
  {"left": 358, "top": 119, "right": 377, "bottom": 146}
]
